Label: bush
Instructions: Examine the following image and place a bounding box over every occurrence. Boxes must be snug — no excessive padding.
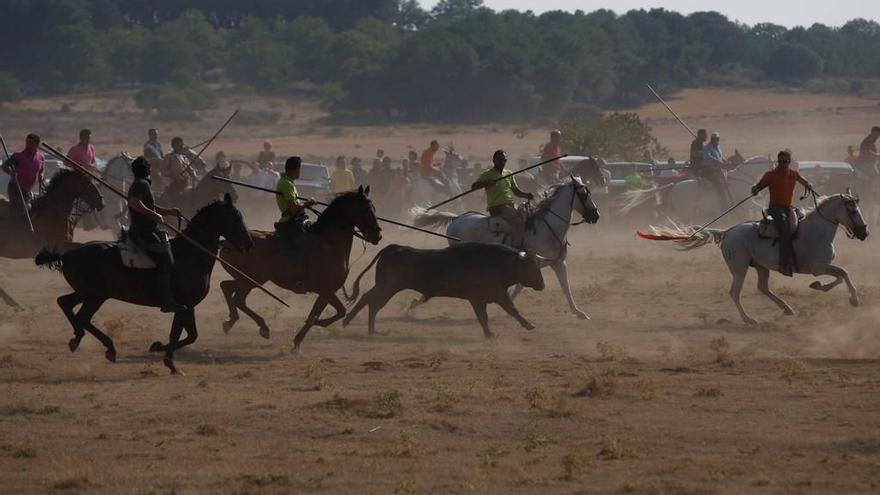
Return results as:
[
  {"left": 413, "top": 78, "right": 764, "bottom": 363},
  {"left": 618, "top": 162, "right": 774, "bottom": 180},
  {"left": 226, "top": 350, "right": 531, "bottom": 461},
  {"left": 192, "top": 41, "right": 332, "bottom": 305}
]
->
[
  {"left": 560, "top": 112, "right": 668, "bottom": 161},
  {"left": 764, "top": 43, "right": 823, "bottom": 81},
  {"left": 0, "top": 72, "right": 22, "bottom": 102},
  {"left": 133, "top": 83, "right": 218, "bottom": 120}
]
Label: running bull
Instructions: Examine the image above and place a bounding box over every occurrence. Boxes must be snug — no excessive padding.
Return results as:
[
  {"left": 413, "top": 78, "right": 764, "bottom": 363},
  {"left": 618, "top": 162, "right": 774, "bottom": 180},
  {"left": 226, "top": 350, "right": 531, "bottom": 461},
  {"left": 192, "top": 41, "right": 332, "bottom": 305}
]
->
[{"left": 343, "top": 242, "right": 545, "bottom": 337}]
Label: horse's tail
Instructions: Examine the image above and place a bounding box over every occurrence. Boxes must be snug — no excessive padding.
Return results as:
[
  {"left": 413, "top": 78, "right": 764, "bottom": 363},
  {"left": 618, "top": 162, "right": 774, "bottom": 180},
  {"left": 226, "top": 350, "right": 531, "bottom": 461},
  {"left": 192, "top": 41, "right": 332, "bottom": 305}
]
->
[
  {"left": 410, "top": 207, "right": 457, "bottom": 230},
  {"left": 34, "top": 248, "right": 63, "bottom": 270},
  {"left": 343, "top": 245, "right": 392, "bottom": 305},
  {"left": 637, "top": 223, "right": 726, "bottom": 250},
  {"left": 619, "top": 183, "right": 677, "bottom": 215}
]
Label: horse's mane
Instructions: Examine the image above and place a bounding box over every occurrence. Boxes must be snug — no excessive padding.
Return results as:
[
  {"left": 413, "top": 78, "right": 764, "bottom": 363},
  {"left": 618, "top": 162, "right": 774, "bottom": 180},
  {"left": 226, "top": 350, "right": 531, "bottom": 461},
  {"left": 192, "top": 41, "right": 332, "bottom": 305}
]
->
[
  {"left": 533, "top": 180, "right": 571, "bottom": 214},
  {"left": 31, "top": 169, "right": 81, "bottom": 210},
  {"left": 184, "top": 198, "right": 227, "bottom": 232},
  {"left": 311, "top": 190, "right": 362, "bottom": 233}
]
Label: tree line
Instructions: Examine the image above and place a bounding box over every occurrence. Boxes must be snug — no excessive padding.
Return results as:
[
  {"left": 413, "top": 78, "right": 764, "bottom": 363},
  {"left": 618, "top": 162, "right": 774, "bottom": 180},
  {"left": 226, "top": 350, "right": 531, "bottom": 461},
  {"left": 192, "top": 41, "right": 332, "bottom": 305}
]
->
[{"left": 1, "top": 0, "right": 878, "bottom": 122}]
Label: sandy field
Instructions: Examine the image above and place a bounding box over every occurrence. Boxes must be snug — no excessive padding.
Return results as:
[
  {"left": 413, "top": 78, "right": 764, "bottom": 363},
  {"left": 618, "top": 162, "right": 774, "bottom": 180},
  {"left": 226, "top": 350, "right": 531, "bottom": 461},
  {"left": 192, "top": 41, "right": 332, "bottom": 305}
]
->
[{"left": 1, "top": 88, "right": 880, "bottom": 493}]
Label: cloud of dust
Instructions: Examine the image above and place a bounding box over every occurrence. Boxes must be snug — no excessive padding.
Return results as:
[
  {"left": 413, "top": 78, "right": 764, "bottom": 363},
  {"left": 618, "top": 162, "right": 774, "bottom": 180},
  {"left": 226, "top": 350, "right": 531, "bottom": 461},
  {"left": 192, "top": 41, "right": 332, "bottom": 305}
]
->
[{"left": 808, "top": 307, "right": 880, "bottom": 358}]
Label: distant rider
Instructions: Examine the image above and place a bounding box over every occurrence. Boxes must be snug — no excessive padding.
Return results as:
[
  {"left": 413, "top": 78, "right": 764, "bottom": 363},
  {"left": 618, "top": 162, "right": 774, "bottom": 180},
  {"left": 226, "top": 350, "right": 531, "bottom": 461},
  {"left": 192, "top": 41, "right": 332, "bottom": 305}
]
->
[
  {"left": 420, "top": 140, "right": 448, "bottom": 192},
  {"left": 161, "top": 137, "right": 194, "bottom": 200},
  {"left": 67, "top": 129, "right": 96, "bottom": 169},
  {"left": 751, "top": 150, "right": 813, "bottom": 277},
  {"left": 126, "top": 156, "right": 187, "bottom": 313},
  {"left": 471, "top": 150, "right": 534, "bottom": 249},
  {"left": 701, "top": 132, "right": 733, "bottom": 207},
  {"left": 275, "top": 156, "right": 315, "bottom": 290},
  {"left": 855, "top": 126, "right": 880, "bottom": 178},
  {"left": 2, "top": 133, "right": 45, "bottom": 216},
  {"left": 539, "top": 130, "right": 563, "bottom": 184}
]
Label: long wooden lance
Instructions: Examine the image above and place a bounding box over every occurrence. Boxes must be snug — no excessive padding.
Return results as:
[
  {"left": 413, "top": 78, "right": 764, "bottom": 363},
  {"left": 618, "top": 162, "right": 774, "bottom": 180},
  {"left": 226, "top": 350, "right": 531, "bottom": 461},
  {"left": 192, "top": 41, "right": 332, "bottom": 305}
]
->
[
  {"left": 211, "top": 175, "right": 462, "bottom": 242},
  {"left": 191, "top": 108, "right": 239, "bottom": 166},
  {"left": 426, "top": 154, "right": 568, "bottom": 211},
  {"left": 39, "top": 143, "right": 289, "bottom": 308},
  {"left": 686, "top": 193, "right": 754, "bottom": 240},
  {"left": 646, "top": 84, "right": 697, "bottom": 139},
  {"left": 0, "top": 133, "right": 35, "bottom": 232}
]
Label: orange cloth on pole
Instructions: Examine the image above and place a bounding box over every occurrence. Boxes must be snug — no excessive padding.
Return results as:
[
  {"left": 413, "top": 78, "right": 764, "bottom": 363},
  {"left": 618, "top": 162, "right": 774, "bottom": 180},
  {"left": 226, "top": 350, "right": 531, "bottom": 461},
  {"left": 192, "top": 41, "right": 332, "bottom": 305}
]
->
[{"left": 757, "top": 168, "right": 803, "bottom": 207}]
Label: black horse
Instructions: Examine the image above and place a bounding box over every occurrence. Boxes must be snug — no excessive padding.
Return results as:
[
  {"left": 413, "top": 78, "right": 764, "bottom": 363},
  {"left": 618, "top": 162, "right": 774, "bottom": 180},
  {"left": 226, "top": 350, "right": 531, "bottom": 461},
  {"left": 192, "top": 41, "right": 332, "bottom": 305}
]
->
[{"left": 35, "top": 194, "right": 253, "bottom": 374}]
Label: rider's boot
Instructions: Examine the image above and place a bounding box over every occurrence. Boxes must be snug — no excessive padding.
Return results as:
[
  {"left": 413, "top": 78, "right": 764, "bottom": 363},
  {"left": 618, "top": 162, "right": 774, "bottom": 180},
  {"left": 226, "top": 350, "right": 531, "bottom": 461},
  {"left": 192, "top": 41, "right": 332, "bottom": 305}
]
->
[{"left": 157, "top": 257, "right": 188, "bottom": 313}]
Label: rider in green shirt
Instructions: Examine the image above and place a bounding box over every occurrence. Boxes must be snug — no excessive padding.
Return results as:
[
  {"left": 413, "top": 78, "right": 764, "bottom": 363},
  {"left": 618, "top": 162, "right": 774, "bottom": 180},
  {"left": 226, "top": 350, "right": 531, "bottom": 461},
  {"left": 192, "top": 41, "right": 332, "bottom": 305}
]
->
[
  {"left": 276, "top": 156, "right": 315, "bottom": 243},
  {"left": 471, "top": 150, "right": 534, "bottom": 248}
]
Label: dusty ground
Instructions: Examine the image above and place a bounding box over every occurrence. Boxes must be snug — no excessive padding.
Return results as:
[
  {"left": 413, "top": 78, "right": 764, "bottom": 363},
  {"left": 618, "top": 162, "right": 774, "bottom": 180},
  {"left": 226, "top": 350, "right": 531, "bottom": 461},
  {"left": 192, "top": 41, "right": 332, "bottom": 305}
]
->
[
  {"left": 2, "top": 88, "right": 880, "bottom": 494},
  {"left": 2, "top": 224, "right": 880, "bottom": 494}
]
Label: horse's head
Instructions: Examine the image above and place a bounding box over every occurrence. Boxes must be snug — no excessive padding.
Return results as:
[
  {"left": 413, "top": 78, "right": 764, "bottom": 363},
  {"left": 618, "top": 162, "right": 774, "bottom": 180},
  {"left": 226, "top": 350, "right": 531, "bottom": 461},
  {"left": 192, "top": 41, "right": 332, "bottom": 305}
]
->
[
  {"left": 572, "top": 157, "right": 607, "bottom": 188},
  {"left": 834, "top": 190, "right": 869, "bottom": 241},
  {"left": 196, "top": 193, "right": 253, "bottom": 251},
  {"left": 723, "top": 149, "right": 745, "bottom": 171},
  {"left": 331, "top": 186, "right": 382, "bottom": 244},
  {"left": 571, "top": 176, "right": 600, "bottom": 224},
  {"left": 49, "top": 169, "right": 104, "bottom": 211}
]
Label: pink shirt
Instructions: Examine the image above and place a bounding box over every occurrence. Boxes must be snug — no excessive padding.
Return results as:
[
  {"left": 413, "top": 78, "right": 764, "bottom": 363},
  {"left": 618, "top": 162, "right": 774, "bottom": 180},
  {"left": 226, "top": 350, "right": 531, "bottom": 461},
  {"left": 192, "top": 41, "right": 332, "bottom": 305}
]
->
[
  {"left": 67, "top": 144, "right": 96, "bottom": 168},
  {"left": 9, "top": 151, "right": 45, "bottom": 192}
]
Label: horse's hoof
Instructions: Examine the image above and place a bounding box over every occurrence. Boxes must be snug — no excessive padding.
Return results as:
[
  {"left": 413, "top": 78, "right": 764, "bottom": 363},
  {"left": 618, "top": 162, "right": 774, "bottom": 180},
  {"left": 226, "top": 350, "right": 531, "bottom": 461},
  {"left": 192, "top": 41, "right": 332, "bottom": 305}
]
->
[
  {"left": 809, "top": 281, "right": 822, "bottom": 290},
  {"left": 576, "top": 311, "right": 591, "bottom": 320},
  {"left": 259, "top": 327, "right": 271, "bottom": 340},
  {"left": 483, "top": 331, "right": 497, "bottom": 339},
  {"left": 743, "top": 317, "right": 758, "bottom": 325},
  {"left": 105, "top": 349, "right": 117, "bottom": 363},
  {"left": 523, "top": 323, "right": 536, "bottom": 331},
  {"left": 783, "top": 308, "right": 795, "bottom": 316},
  {"left": 222, "top": 320, "right": 235, "bottom": 334},
  {"left": 163, "top": 357, "right": 181, "bottom": 374},
  {"left": 68, "top": 338, "right": 79, "bottom": 353},
  {"left": 850, "top": 297, "right": 860, "bottom": 307},
  {"left": 289, "top": 346, "right": 301, "bottom": 355},
  {"left": 148, "top": 341, "right": 164, "bottom": 353}
]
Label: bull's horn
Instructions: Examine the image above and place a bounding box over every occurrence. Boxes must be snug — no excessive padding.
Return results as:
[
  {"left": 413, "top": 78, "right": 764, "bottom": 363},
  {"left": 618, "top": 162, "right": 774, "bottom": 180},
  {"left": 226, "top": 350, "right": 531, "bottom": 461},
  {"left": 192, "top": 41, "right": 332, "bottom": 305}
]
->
[{"left": 532, "top": 253, "right": 552, "bottom": 262}]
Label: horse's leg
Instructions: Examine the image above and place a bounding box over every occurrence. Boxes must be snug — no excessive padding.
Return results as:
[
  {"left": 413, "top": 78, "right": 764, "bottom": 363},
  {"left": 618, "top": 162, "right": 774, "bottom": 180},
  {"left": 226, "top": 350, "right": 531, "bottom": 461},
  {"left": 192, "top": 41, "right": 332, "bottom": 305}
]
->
[
  {"left": 824, "top": 264, "right": 859, "bottom": 307},
  {"left": 343, "top": 289, "right": 373, "bottom": 327},
  {"left": 405, "top": 295, "right": 427, "bottom": 317},
  {"left": 809, "top": 276, "right": 843, "bottom": 293},
  {"left": 73, "top": 298, "right": 115, "bottom": 362},
  {"left": 292, "top": 296, "right": 330, "bottom": 351},
  {"left": 468, "top": 299, "right": 493, "bottom": 338},
  {"left": 550, "top": 259, "right": 590, "bottom": 320},
  {"left": 314, "top": 294, "right": 346, "bottom": 327},
  {"left": 149, "top": 311, "right": 187, "bottom": 374},
  {"left": 755, "top": 265, "right": 794, "bottom": 315},
  {"left": 729, "top": 266, "right": 756, "bottom": 325},
  {"left": 494, "top": 291, "right": 535, "bottom": 330},
  {"left": 57, "top": 293, "right": 85, "bottom": 352},
  {"left": 231, "top": 284, "right": 271, "bottom": 339},
  {"left": 165, "top": 310, "right": 198, "bottom": 374},
  {"left": 219, "top": 279, "right": 240, "bottom": 333}
]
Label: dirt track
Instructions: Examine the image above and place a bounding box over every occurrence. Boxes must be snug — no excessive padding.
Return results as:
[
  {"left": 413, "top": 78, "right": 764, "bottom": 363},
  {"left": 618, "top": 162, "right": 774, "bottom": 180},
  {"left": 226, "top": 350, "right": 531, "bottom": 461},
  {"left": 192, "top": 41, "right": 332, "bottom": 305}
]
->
[{"left": 2, "top": 223, "right": 880, "bottom": 494}]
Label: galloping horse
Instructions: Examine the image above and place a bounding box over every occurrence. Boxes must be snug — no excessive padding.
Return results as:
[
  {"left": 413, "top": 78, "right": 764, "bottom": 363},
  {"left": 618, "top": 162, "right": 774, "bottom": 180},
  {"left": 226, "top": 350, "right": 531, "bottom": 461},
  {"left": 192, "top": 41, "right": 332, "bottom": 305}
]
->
[
  {"left": 35, "top": 195, "right": 253, "bottom": 374},
  {"left": 413, "top": 176, "right": 600, "bottom": 319},
  {"left": 218, "top": 186, "right": 382, "bottom": 350},
  {"left": 0, "top": 169, "right": 104, "bottom": 259},
  {"left": 642, "top": 193, "right": 868, "bottom": 324},
  {"left": 620, "top": 151, "right": 750, "bottom": 223},
  {"left": 82, "top": 153, "right": 133, "bottom": 231}
]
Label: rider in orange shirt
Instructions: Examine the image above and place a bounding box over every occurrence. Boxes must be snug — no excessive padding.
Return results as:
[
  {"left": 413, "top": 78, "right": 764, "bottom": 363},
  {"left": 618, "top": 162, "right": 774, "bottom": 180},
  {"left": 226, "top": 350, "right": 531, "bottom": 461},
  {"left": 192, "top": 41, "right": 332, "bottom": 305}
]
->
[
  {"left": 752, "top": 150, "right": 813, "bottom": 276},
  {"left": 419, "top": 140, "right": 447, "bottom": 191}
]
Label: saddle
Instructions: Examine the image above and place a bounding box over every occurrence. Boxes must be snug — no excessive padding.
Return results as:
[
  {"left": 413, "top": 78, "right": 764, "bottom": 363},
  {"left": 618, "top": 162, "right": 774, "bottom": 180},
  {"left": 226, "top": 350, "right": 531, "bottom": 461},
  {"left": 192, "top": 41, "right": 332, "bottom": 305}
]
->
[
  {"left": 118, "top": 228, "right": 157, "bottom": 269},
  {"left": 487, "top": 216, "right": 511, "bottom": 235},
  {"left": 757, "top": 208, "right": 805, "bottom": 239}
]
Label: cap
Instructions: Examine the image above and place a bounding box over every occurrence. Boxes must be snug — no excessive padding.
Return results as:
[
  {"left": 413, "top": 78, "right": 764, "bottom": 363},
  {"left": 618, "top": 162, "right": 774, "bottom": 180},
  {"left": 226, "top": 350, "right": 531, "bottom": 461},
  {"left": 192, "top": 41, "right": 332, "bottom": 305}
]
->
[{"left": 710, "top": 132, "right": 721, "bottom": 139}]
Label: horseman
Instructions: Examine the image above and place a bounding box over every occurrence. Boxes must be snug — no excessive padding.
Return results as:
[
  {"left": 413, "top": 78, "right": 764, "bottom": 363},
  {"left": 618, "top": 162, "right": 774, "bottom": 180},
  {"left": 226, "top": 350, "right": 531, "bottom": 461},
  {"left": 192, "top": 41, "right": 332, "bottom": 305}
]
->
[
  {"left": 539, "top": 130, "right": 563, "bottom": 185},
  {"left": 67, "top": 129, "right": 96, "bottom": 170},
  {"left": 143, "top": 129, "right": 164, "bottom": 190},
  {"left": 699, "top": 132, "right": 733, "bottom": 207},
  {"left": 855, "top": 126, "right": 880, "bottom": 179},
  {"left": 471, "top": 150, "right": 534, "bottom": 250},
  {"left": 420, "top": 140, "right": 449, "bottom": 193},
  {"left": 2, "top": 133, "right": 45, "bottom": 216},
  {"left": 203, "top": 151, "right": 232, "bottom": 180},
  {"left": 160, "top": 137, "right": 196, "bottom": 202},
  {"left": 751, "top": 150, "right": 813, "bottom": 277},
  {"left": 126, "top": 156, "right": 187, "bottom": 313},
  {"left": 275, "top": 156, "right": 315, "bottom": 245}
]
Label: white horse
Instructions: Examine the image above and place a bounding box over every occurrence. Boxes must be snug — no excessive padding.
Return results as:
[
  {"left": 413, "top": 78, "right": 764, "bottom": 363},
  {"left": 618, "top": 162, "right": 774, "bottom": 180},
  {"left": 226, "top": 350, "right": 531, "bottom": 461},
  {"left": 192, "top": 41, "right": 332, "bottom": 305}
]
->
[
  {"left": 413, "top": 176, "right": 600, "bottom": 319},
  {"left": 80, "top": 153, "right": 133, "bottom": 231},
  {"left": 644, "top": 193, "right": 869, "bottom": 324},
  {"left": 409, "top": 150, "right": 464, "bottom": 210}
]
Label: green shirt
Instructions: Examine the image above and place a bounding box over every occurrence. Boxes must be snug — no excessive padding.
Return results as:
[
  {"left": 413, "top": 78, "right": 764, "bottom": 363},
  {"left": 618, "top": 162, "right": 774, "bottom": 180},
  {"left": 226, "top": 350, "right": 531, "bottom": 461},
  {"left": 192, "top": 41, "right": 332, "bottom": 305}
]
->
[
  {"left": 478, "top": 168, "right": 518, "bottom": 209},
  {"left": 276, "top": 174, "right": 299, "bottom": 222}
]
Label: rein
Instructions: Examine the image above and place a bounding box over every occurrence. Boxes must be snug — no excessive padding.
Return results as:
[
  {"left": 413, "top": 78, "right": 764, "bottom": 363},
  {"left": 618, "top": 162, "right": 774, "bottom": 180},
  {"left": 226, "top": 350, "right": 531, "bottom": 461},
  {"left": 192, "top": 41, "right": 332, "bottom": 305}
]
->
[{"left": 531, "top": 181, "right": 590, "bottom": 262}]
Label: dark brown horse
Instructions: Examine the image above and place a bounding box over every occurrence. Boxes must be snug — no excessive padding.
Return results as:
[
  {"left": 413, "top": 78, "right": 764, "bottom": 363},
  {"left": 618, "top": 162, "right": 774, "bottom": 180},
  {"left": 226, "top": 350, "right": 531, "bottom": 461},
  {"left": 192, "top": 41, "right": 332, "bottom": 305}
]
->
[
  {"left": 0, "top": 169, "right": 104, "bottom": 259},
  {"left": 219, "top": 186, "right": 382, "bottom": 350},
  {"left": 35, "top": 194, "right": 253, "bottom": 374}
]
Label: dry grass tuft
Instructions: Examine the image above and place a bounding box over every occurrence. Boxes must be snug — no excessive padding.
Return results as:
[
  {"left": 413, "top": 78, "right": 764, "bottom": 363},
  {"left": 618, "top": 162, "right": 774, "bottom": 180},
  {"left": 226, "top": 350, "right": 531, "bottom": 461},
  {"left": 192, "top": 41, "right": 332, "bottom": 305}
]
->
[
  {"left": 1, "top": 404, "right": 60, "bottom": 416},
  {"left": 573, "top": 374, "right": 617, "bottom": 398},
  {"left": 477, "top": 445, "right": 509, "bottom": 468},
  {"left": 694, "top": 387, "right": 724, "bottom": 398},
  {"left": 376, "top": 390, "right": 402, "bottom": 417},
  {"left": 0, "top": 353, "right": 14, "bottom": 368},
  {"left": 430, "top": 381, "right": 458, "bottom": 412},
  {"left": 596, "top": 340, "right": 627, "bottom": 362},
  {"left": 523, "top": 430, "right": 555, "bottom": 453},
  {"left": 53, "top": 476, "right": 90, "bottom": 490},
  {"left": 561, "top": 454, "right": 587, "bottom": 480},
  {"left": 598, "top": 435, "right": 638, "bottom": 461},
  {"left": 195, "top": 423, "right": 222, "bottom": 436},
  {"left": 242, "top": 474, "right": 289, "bottom": 487},
  {"left": 710, "top": 337, "right": 734, "bottom": 366}
]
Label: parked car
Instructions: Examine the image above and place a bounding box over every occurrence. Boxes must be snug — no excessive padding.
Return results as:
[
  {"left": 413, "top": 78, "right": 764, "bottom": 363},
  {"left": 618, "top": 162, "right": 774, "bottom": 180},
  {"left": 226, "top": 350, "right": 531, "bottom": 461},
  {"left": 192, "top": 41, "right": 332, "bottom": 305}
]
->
[{"left": 295, "top": 162, "right": 332, "bottom": 202}]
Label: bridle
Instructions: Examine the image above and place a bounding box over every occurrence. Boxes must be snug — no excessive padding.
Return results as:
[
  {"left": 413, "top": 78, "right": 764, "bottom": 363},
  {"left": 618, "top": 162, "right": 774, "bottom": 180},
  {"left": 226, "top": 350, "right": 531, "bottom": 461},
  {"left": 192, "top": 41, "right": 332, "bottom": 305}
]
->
[
  {"left": 533, "top": 180, "right": 596, "bottom": 261},
  {"left": 806, "top": 189, "right": 863, "bottom": 239}
]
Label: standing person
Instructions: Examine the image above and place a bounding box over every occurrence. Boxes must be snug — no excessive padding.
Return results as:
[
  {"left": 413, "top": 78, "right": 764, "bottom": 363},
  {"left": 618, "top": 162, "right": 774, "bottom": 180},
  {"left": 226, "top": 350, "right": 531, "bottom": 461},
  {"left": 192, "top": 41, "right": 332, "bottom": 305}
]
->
[
  {"left": 751, "top": 150, "right": 813, "bottom": 277},
  {"left": 204, "top": 151, "right": 232, "bottom": 179},
  {"left": 855, "top": 126, "right": 880, "bottom": 178},
  {"left": 688, "top": 129, "right": 707, "bottom": 177},
  {"left": 258, "top": 141, "right": 276, "bottom": 169},
  {"left": 2, "top": 134, "right": 45, "bottom": 215},
  {"left": 144, "top": 129, "right": 164, "bottom": 162},
  {"left": 471, "top": 150, "right": 534, "bottom": 249},
  {"left": 845, "top": 145, "right": 857, "bottom": 167},
  {"left": 376, "top": 148, "right": 385, "bottom": 162},
  {"left": 701, "top": 132, "right": 733, "bottom": 206},
  {"left": 330, "top": 156, "right": 355, "bottom": 194},
  {"left": 351, "top": 157, "right": 367, "bottom": 186},
  {"left": 161, "top": 137, "right": 194, "bottom": 200},
  {"left": 126, "top": 156, "right": 187, "bottom": 313},
  {"left": 67, "top": 129, "right": 96, "bottom": 169},
  {"left": 539, "top": 130, "right": 563, "bottom": 184}
]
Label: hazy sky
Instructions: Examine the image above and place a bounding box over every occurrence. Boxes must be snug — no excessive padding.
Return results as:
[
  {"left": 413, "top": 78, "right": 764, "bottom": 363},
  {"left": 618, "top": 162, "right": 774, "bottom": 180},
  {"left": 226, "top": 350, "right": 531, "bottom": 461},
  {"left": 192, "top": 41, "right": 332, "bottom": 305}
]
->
[{"left": 421, "top": 1, "right": 878, "bottom": 28}]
